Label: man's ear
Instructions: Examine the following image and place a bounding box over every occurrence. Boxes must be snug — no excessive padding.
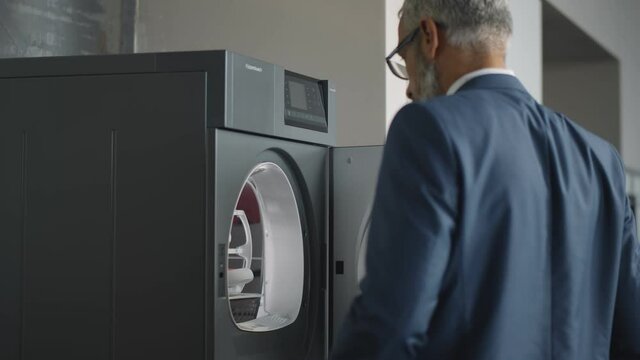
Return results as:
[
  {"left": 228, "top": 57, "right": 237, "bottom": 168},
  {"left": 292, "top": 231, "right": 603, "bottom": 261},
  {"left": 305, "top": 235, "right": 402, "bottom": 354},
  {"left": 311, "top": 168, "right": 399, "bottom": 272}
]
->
[{"left": 419, "top": 16, "right": 440, "bottom": 61}]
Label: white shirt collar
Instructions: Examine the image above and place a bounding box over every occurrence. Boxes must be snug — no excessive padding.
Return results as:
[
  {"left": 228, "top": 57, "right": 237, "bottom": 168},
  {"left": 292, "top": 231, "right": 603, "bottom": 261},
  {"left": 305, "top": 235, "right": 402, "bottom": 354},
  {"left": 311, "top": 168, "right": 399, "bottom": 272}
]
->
[{"left": 446, "top": 68, "right": 516, "bottom": 95}]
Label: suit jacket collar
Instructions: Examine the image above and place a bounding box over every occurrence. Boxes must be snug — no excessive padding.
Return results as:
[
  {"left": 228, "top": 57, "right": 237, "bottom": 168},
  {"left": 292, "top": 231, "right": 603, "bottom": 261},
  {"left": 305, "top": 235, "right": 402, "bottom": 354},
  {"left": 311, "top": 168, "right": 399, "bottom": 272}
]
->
[{"left": 456, "top": 73, "right": 529, "bottom": 95}]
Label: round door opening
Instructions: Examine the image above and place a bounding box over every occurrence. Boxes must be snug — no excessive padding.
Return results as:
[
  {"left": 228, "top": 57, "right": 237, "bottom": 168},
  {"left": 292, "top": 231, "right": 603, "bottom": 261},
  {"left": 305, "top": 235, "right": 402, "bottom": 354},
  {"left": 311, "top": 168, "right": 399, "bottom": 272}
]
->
[{"left": 227, "top": 162, "right": 304, "bottom": 332}]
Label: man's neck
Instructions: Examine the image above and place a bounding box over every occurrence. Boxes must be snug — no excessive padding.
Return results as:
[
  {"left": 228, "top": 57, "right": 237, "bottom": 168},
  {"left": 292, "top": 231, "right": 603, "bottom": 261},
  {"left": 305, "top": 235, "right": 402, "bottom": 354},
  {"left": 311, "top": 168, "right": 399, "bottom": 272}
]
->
[{"left": 438, "top": 50, "right": 507, "bottom": 95}]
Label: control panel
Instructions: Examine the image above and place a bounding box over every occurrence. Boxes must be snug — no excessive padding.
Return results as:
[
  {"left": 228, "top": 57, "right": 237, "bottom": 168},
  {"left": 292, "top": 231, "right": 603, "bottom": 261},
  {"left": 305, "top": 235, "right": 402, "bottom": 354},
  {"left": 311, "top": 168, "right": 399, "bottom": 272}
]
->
[{"left": 284, "top": 71, "right": 328, "bottom": 133}]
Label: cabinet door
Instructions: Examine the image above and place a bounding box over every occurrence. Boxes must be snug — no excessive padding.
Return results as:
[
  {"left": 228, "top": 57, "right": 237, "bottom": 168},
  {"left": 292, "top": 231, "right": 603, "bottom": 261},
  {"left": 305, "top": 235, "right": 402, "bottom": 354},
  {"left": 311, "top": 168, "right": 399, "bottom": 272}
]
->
[{"left": 0, "top": 72, "right": 207, "bottom": 360}]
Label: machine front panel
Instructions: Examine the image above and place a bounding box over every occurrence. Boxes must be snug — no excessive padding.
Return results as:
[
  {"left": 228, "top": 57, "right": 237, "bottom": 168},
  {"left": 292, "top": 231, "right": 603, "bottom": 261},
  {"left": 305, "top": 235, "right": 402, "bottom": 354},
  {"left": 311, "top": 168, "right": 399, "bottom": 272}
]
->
[
  {"left": 213, "top": 129, "right": 327, "bottom": 360},
  {"left": 330, "top": 146, "right": 383, "bottom": 347}
]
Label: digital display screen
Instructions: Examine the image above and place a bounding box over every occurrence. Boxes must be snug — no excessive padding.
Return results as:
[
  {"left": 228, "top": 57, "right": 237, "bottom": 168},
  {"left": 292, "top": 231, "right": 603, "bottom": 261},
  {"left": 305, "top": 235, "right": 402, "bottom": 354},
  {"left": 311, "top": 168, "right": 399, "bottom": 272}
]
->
[
  {"left": 284, "top": 71, "right": 328, "bottom": 133},
  {"left": 288, "top": 81, "right": 308, "bottom": 110}
]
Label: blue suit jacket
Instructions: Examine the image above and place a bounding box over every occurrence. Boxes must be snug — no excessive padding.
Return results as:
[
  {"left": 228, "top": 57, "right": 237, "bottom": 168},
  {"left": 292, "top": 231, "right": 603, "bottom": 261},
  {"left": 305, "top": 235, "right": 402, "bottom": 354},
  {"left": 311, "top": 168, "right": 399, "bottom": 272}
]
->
[{"left": 330, "top": 74, "right": 640, "bottom": 360}]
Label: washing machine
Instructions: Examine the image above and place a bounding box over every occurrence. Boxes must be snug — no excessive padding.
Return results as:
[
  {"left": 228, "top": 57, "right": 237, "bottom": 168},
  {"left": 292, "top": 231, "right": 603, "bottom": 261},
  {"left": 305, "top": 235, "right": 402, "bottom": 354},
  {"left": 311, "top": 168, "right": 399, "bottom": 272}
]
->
[
  {"left": 0, "top": 51, "right": 333, "bottom": 360},
  {"left": 329, "top": 146, "right": 383, "bottom": 347}
]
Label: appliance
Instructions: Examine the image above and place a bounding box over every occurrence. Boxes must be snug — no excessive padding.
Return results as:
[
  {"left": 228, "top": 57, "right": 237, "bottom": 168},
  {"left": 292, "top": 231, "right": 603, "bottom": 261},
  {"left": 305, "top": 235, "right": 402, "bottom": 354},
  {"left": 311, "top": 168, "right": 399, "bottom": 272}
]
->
[
  {"left": 329, "top": 146, "right": 383, "bottom": 346},
  {"left": 0, "top": 51, "right": 334, "bottom": 360}
]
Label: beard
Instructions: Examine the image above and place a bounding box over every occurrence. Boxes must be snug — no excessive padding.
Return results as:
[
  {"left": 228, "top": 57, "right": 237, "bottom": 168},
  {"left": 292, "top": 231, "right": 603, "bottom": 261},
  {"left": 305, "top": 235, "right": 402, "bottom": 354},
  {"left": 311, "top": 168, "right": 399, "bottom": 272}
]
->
[{"left": 413, "top": 52, "right": 442, "bottom": 102}]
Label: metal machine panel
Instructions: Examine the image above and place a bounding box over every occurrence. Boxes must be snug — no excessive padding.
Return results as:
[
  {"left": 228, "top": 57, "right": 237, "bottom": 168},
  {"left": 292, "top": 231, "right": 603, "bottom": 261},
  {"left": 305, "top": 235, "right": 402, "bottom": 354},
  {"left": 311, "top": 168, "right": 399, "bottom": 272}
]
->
[
  {"left": 213, "top": 129, "right": 327, "bottom": 359},
  {"left": 329, "top": 146, "right": 383, "bottom": 346},
  {"left": 0, "top": 50, "right": 336, "bottom": 146},
  {"left": 0, "top": 50, "right": 332, "bottom": 360},
  {"left": 155, "top": 50, "right": 336, "bottom": 146},
  {"left": 226, "top": 53, "right": 277, "bottom": 135},
  {"left": 0, "top": 71, "right": 208, "bottom": 360},
  {"left": 275, "top": 72, "right": 337, "bottom": 147}
]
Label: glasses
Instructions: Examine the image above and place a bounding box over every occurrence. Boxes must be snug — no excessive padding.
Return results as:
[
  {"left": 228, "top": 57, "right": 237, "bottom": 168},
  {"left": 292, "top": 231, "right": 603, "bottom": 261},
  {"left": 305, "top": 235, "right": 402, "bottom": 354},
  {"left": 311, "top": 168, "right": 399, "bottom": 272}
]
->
[
  {"left": 385, "top": 22, "right": 446, "bottom": 80},
  {"left": 386, "top": 27, "right": 420, "bottom": 80}
]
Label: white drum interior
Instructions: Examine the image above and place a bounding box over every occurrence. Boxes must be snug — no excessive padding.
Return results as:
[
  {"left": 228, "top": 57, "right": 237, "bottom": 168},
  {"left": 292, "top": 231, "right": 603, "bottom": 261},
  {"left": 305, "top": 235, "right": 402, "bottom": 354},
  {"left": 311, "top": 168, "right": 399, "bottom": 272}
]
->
[{"left": 227, "top": 162, "right": 304, "bottom": 332}]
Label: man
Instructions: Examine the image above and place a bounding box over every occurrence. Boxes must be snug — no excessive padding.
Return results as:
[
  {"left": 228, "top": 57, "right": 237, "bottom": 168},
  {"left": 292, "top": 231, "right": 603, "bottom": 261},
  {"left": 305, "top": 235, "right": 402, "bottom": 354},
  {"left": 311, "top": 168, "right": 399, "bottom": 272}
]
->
[{"left": 330, "top": 1, "right": 640, "bottom": 359}]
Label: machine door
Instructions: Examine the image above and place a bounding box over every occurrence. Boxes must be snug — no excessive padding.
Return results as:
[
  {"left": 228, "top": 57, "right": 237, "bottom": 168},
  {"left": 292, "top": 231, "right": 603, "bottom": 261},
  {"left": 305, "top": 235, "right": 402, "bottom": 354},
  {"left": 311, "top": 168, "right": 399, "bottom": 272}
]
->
[
  {"left": 330, "top": 146, "right": 383, "bottom": 346},
  {"left": 212, "top": 129, "right": 327, "bottom": 360}
]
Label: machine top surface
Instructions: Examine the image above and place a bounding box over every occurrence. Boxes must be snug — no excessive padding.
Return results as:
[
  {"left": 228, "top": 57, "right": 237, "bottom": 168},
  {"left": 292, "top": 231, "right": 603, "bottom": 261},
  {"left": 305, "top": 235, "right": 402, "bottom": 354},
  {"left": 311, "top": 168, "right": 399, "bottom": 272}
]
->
[{"left": 0, "top": 50, "right": 337, "bottom": 146}]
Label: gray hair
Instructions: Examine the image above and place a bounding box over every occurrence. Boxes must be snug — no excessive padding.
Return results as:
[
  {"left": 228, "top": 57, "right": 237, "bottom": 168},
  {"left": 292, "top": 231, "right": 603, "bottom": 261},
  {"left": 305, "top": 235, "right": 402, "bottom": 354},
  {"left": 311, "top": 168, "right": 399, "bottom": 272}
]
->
[{"left": 400, "top": 0, "right": 513, "bottom": 52}]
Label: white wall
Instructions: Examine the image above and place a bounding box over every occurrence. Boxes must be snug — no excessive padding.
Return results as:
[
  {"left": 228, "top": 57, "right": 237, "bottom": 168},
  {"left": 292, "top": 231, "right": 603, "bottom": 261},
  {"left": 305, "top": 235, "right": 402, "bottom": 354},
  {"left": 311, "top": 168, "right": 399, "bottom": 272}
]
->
[
  {"left": 506, "top": 0, "right": 542, "bottom": 102},
  {"left": 385, "top": 0, "right": 410, "bottom": 129},
  {"left": 384, "top": 0, "right": 543, "bottom": 129},
  {"left": 135, "top": 0, "right": 387, "bottom": 147},
  {"left": 546, "top": 0, "right": 640, "bottom": 170}
]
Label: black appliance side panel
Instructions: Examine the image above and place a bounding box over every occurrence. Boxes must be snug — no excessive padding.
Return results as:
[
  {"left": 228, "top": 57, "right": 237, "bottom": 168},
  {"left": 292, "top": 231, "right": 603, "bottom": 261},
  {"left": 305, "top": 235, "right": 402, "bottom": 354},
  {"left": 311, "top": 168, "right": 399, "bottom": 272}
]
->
[
  {"left": 0, "top": 72, "right": 207, "bottom": 360},
  {"left": 0, "top": 78, "right": 24, "bottom": 359},
  {"left": 112, "top": 72, "right": 207, "bottom": 360},
  {"left": 330, "top": 146, "right": 383, "bottom": 347}
]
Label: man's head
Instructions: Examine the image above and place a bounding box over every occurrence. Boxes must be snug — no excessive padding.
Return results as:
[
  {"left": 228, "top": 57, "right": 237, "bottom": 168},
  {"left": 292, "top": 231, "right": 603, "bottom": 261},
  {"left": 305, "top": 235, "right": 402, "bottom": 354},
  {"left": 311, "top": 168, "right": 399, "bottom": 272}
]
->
[{"left": 395, "top": 0, "right": 513, "bottom": 101}]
